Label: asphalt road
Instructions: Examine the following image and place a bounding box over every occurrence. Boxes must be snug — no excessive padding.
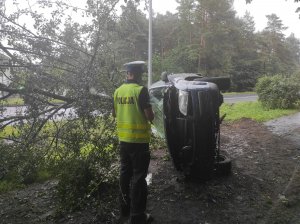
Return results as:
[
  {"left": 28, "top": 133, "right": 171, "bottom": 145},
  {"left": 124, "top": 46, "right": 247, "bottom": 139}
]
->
[
  {"left": 223, "top": 93, "right": 258, "bottom": 103},
  {"left": 265, "top": 112, "right": 300, "bottom": 146}
]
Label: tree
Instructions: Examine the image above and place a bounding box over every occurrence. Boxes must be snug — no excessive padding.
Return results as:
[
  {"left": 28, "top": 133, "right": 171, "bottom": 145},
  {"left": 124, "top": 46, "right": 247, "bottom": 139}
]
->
[
  {"left": 176, "top": 0, "right": 197, "bottom": 45},
  {"left": 0, "top": 0, "right": 122, "bottom": 212},
  {"left": 154, "top": 0, "right": 241, "bottom": 77},
  {"left": 153, "top": 12, "right": 179, "bottom": 54},
  {"left": 257, "top": 14, "right": 297, "bottom": 74},
  {"left": 230, "top": 12, "right": 262, "bottom": 91},
  {"left": 286, "top": 33, "right": 300, "bottom": 67},
  {"left": 152, "top": 12, "right": 180, "bottom": 78},
  {"left": 195, "top": 0, "right": 237, "bottom": 76},
  {"left": 0, "top": 0, "right": 120, "bottom": 134},
  {"left": 115, "top": 1, "right": 148, "bottom": 62}
]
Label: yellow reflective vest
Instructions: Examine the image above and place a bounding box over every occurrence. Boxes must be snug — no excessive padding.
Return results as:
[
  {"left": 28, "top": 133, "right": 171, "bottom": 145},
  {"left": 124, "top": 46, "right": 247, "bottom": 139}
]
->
[{"left": 114, "top": 83, "right": 151, "bottom": 143}]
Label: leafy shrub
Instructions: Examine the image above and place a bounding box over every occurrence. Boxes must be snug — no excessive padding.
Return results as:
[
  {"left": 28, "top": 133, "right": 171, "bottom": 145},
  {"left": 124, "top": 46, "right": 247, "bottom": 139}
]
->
[
  {"left": 1, "top": 113, "right": 119, "bottom": 216},
  {"left": 0, "top": 142, "right": 45, "bottom": 191},
  {"left": 256, "top": 75, "right": 300, "bottom": 109},
  {"left": 56, "top": 155, "right": 119, "bottom": 212},
  {"left": 53, "top": 115, "right": 119, "bottom": 212},
  {"left": 0, "top": 180, "right": 24, "bottom": 193},
  {"left": 150, "top": 132, "right": 166, "bottom": 150}
]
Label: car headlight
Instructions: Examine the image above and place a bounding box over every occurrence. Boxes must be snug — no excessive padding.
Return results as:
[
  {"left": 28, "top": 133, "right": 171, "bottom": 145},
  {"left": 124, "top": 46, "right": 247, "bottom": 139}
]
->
[{"left": 178, "top": 90, "right": 189, "bottom": 116}]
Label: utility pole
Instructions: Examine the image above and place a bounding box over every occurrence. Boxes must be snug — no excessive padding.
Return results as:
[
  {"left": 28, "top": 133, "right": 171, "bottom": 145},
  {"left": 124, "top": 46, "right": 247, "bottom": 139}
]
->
[{"left": 148, "top": 0, "right": 153, "bottom": 88}]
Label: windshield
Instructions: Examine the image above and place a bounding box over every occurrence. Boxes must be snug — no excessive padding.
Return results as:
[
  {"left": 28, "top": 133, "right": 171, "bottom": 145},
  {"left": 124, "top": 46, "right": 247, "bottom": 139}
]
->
[{"left": 149, "top": 87, "right": 165, "bottom": 138}]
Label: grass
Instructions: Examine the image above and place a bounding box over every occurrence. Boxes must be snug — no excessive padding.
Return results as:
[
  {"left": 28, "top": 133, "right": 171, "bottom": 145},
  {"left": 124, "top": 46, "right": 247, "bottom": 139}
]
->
[
  {"left": 0, "top": 126, "right": 19, "bottom": 138},
  {"left": 220, "top": 101, "right": 299, "bottom": 122},
  {"left": 0, "top": 170, "right": 53, "bottom": 194},
  {"left": 36, "top": 170, "right": 53, "bottom": 183},
  {"left": 1, "top": 97, "right": 24, "bottom": 106},
  {"left": 0, "top": 180, "right": 25, "bottom": 193}
]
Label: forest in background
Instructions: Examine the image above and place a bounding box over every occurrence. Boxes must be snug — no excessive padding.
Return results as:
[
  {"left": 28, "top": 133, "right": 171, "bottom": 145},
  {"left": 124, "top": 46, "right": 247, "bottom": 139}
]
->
[
  {"left": 1, "top": 0, "right": 300, "bottom": 93},
  {"left": 121, "top": 0, "right": 300, "bottom": 91}
]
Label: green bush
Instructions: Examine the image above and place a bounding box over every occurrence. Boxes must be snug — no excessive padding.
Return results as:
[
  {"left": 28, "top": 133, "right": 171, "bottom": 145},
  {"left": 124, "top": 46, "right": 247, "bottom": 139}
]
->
[
  {"left": 56, "top": 155, "right": 119, "bottom": 212},
  {"left": 0, "top": 180, "right": 24, "bottom": 193},
  {"left": 0, "top": 114, "right": 119, "bottom": 216},
  {"left": 150, "top": 132, "right": 166, "bottom": 150},
  {"left": 52, "top": 116, "right": 119, "bottom": 212},
  {"left": 0, "top": 142, "right": 47, "bottom": 193},
  {"left": 256, "top": 75, "right": 300, "bottom": 109}
]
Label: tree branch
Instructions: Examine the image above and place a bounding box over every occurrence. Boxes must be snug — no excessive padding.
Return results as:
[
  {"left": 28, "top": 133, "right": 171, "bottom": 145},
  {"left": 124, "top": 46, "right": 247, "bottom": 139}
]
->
[
  {"left": 0, "top": 43, "right": 79, "bottom": 91},
  {"left": 0, "top": 92, "right": 13, "bottom": 100},
  {"left": 0, "top": 102, "right": 72, "bottom": 129},
  {"left": 0, "top": 11, "right": 39, "bottom": 38},
  {"left": 25, "top": 103, "right": 71, "bottom": 146},
  {"left": 2, "top": 45, "right": 84, "bottom": 69},
  {"left": 0, "top": 29, "right": 92, "bottom": 57},
  {"left": 0, "top": 83, "right": 74, "bottom": 103}
]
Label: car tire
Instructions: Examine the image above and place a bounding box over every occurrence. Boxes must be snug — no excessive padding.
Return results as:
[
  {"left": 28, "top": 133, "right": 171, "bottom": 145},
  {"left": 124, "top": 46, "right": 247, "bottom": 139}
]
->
[{"left": 215, "top": 154, "right": 232, "bottom": 176}]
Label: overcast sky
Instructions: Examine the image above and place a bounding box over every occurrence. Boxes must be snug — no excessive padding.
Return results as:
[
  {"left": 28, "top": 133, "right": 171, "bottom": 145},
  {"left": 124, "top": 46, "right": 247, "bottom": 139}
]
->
[
  {"left": 5, "top": 0, "right": 300, "bottom": 39},
  {"left": 234, "top": 0, "right": 300, "bottom": 38},
  {"left": 151, "top": 0, "right": 300, "bottom": 38}
]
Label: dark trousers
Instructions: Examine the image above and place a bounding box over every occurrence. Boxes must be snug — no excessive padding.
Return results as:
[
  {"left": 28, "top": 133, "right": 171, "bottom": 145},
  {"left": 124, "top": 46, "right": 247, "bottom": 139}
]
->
[{"left": 119, "top": 141, "right": 150, "bottom": 224}]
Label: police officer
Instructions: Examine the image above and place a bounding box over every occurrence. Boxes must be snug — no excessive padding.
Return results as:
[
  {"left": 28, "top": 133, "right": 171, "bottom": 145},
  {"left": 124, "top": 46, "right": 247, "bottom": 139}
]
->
[{"left": 113, "top": 61, "right": 154, "bottom": 224}]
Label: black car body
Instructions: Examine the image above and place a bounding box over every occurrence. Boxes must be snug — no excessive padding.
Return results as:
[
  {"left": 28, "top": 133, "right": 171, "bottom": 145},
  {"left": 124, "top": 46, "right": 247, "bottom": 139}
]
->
[{"left": 149, "top": 73, "right": 231, "bottom": 180}]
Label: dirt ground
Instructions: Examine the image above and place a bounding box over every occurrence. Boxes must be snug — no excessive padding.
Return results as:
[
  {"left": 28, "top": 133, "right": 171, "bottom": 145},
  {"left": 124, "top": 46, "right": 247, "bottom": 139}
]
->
[{"left": 1, "top": 118, "right": 300, "bottom": 224}]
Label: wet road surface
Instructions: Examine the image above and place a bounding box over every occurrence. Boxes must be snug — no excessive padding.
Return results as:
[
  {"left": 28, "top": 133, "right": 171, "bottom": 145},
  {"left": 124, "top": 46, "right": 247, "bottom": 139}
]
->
[
  {"left": 265, "top": 112, "right": 300, "bottom": 146},
  {"left": 223, "top": 93, "right": 258, "bottom": 103}
]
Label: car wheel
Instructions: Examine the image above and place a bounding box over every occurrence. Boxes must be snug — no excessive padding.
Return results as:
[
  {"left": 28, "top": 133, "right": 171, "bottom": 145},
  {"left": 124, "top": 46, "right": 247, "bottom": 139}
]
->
[{"left": 215, "top": 154, "right": 232, "bottom": 176}]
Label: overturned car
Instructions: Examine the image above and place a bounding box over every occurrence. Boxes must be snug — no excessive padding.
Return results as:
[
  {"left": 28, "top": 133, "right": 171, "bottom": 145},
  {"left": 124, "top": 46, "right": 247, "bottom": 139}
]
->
[{"left": 149, "top": 73, "right": 231, "bottom": 180}]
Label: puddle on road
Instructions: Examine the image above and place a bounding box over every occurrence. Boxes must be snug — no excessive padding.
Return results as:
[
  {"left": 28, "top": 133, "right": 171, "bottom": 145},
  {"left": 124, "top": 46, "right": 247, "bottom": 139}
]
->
[{"left": 264, "top": 112, "right": 300, "bottom": 145}]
